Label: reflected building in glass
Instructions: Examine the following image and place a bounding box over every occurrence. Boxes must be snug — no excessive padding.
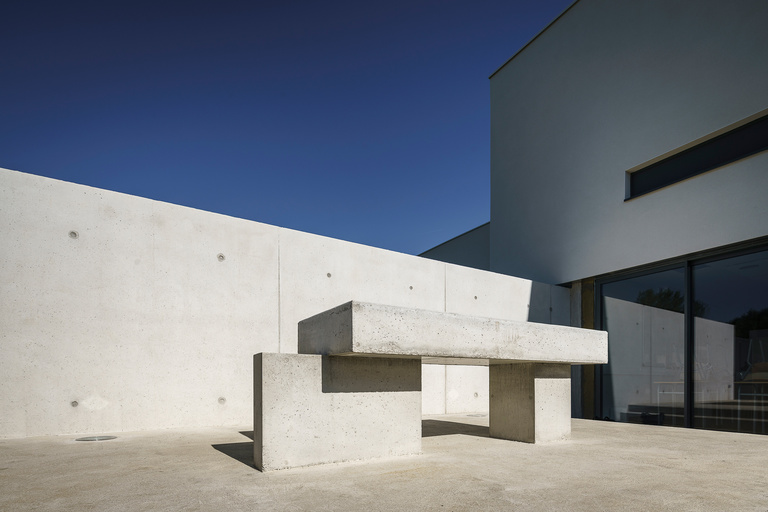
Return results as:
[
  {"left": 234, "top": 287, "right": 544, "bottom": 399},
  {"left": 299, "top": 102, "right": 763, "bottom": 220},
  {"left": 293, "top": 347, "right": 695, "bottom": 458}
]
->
[{"left": 600, "top": 269, "right": 686, "bottom": 427}]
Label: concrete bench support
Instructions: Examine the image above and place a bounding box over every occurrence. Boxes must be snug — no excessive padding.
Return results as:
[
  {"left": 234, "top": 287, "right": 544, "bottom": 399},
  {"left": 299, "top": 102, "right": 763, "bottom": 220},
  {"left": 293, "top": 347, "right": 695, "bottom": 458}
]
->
[
  {"left": 490, "top": 363, "right": 571, "bottom": 443},
  {"left": 254, "top": 353, "right": 421, "bottom": 472}
]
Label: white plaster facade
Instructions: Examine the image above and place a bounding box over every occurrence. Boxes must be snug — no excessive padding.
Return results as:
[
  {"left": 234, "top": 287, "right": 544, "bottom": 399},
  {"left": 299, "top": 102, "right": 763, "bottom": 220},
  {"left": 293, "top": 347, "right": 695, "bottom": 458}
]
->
[
  {"left": 415, "top": 0, "right": 768, "bottom": 428},
  {"left": 420, "top": 222, "right": 490, "bottom": 271},
  {"left": 489, "top": 0, "right": 768, "bottom": 284}
]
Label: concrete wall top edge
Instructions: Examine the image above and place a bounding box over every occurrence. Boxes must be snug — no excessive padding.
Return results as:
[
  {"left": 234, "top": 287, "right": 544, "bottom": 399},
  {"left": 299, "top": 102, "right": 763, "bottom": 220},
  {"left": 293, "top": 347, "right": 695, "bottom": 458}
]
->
[
  {"left": 0, "top": 167, "right": 281, "bottom": 233},
  {"left": 488, "top": 0, "right": 579, "bottom": 79}
]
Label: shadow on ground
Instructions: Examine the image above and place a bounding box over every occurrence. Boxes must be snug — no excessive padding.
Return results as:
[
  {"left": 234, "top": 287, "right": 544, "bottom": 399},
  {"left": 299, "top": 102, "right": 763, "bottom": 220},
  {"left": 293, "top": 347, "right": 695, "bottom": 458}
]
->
[
  {"left": 212, "top": 431, "right": 255, "bottom": 468},
  {"left": 212, "top": 421, "right": 489, "bottom": 468},
  {"left": 421, "top": 419, "right": 489, "bottom": 438}
]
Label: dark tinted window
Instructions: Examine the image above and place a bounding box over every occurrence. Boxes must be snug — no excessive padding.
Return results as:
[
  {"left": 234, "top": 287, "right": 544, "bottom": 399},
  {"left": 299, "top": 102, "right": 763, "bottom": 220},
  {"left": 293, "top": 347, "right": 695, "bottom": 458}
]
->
[{"left": 629, "top": 115, "right": 768, "bottom": 199}]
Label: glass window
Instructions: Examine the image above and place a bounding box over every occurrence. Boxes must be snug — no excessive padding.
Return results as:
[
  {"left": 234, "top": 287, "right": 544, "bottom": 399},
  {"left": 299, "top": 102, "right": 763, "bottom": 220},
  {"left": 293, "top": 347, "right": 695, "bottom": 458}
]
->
[
  {"left": 693, "top": 250, "right": 768, "bottom": 433},
  {"left": 600, "top": 268, "right": 685, "bottom": 426},
  {"left": 627, "top": 113, "right": 768, "bottom": 199}
]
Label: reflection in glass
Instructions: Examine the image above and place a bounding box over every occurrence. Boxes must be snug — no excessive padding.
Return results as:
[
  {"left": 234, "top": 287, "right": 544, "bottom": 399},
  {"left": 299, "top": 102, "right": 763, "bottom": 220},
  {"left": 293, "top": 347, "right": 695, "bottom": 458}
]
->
[
  {"left": 601, "top": 269, "right": 685, "bottom": 426},
  {"left": 693, "top": 250, "right": 768, "bottom": 433}
]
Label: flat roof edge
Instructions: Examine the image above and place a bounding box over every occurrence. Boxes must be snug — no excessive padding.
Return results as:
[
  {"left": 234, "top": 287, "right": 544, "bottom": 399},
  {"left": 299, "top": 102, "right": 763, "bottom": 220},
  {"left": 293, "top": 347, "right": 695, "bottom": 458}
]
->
[{"left": 488, "top": 0, "right": 580, "bottom": 79}]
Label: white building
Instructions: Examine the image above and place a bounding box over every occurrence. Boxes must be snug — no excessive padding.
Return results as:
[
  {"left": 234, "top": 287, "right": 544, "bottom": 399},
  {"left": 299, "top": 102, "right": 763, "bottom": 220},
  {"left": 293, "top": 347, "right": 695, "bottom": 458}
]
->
[{"left": 426, "top": 0, "right": 768, "bottom": 432}]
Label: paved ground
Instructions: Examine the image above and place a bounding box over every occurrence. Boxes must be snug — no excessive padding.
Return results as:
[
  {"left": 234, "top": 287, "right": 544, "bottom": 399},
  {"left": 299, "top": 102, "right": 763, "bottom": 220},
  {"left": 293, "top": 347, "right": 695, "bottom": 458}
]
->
[{"left": 1, "top": 414, "right": 767, "bottom": 511}]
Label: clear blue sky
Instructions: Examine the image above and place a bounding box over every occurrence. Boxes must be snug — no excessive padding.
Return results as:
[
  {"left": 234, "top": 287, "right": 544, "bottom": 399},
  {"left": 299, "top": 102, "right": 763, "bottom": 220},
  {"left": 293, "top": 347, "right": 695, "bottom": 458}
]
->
[{"left": 1, "top": 0, "right": 572, "bottom": 255}]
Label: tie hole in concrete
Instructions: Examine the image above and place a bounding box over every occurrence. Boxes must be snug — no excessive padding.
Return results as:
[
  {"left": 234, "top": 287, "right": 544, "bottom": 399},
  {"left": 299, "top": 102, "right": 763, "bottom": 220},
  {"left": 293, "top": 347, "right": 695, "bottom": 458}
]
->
[{"left": 76, "top": 436, "right": 117, "bottom": 442}]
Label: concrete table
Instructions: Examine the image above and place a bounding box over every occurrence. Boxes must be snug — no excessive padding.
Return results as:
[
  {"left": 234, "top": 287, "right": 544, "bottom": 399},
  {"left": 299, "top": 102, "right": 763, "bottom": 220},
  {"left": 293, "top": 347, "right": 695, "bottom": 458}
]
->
[{"left": 255, "top": 301, "right": 607, "bottom": 471}]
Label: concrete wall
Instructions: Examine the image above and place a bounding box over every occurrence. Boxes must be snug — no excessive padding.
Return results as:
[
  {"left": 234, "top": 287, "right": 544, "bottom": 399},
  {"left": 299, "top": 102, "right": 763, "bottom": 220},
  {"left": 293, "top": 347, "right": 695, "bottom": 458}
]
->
[
  {"left": 420, "top": 222, "right": 490, "bottom": 271},
  {"left": 0, "top": 168, "right": 568, "bottom": 438},
  {"left": 490, "top": 0, "right": 768, "bottom": 284}
]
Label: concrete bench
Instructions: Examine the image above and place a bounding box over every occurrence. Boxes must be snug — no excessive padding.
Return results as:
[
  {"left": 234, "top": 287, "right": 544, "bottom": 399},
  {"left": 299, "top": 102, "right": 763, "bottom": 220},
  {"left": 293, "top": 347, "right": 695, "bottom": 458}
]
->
[{"left": 254, "top": 301, "right": 607, "bottom": 471}]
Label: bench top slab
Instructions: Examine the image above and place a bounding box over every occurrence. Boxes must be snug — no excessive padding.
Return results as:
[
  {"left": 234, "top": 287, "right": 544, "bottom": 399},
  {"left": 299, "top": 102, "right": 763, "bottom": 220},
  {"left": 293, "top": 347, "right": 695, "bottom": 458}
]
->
[{"left": 298, "top": 301, "right": 607, "bottom": 365}]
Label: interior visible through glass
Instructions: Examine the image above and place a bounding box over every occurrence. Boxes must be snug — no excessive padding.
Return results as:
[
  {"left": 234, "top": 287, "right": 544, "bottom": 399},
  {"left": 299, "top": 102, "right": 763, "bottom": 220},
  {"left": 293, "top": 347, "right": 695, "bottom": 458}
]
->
[
  {"left": 600, "top": 268, "right": 686, "bottom": 426},
  {"left": 693, "top": 250, "right": 768, "bottom": 433}
]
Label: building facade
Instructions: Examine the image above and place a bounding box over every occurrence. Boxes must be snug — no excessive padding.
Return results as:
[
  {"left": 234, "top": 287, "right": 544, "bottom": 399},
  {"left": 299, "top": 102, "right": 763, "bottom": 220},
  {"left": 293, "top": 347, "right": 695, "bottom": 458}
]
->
[{"left": 487, "top": 0, "right": 768, "bottom": 433}]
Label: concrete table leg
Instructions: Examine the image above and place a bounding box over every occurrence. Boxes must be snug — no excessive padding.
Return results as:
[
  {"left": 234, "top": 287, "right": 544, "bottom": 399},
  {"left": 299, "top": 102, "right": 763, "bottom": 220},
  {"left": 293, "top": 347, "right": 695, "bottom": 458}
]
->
[{"left": 489, "top": 363, "right": 571, "bottom": 443}]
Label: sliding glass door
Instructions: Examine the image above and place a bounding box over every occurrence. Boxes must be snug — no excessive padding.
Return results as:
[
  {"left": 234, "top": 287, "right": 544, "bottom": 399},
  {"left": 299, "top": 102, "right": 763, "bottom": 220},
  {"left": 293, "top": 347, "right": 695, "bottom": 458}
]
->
[
  {"left": 598, "top": 245, "right": 768, "bottom": 434},
  {"left": 600, "top": 268, "right": 686, "bottom": 426},
  {"left": 693, "top": 250, "right": 768, "bottom": 433}
]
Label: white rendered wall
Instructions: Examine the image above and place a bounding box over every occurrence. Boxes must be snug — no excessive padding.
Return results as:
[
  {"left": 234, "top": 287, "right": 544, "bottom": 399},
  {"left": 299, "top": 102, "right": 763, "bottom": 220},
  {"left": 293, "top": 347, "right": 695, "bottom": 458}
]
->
[
  {"left": 420, "top": 223, "right": 490, "bottom": 271},
  {"left": 490, "top": 0, "right": 768, "bottom": 284},
  {"left": 0, "top": 168, "right": 568, "bottom": 437}
]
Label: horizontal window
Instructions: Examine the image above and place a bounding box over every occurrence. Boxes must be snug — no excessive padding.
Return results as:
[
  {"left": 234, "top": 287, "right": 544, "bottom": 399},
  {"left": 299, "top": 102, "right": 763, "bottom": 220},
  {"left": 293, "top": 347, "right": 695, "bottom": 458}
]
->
[{"left": 628, "top": 113, "right": 768, "bottom": 199}]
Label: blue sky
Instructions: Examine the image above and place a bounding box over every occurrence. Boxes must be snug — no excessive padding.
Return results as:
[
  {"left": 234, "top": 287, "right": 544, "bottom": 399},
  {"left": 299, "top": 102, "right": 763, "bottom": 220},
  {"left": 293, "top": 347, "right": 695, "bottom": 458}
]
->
[{"left": 1, "top": 0, "right": 572, "bottom": 254}]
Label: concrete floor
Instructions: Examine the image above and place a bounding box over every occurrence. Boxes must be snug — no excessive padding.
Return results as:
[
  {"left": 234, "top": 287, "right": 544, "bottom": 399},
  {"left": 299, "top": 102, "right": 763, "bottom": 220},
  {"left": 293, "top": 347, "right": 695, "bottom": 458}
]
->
[{"left": 1, "top": 414, "right": 767, "bottom": 511}]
